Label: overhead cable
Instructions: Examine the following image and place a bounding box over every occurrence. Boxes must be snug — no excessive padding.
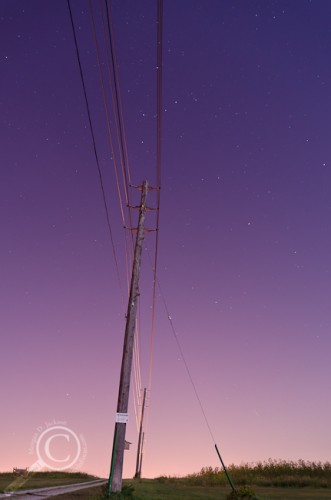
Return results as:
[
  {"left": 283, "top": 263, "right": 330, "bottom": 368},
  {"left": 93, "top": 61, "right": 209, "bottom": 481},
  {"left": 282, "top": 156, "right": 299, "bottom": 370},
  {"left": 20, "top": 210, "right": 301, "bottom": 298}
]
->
[{"left": 67, "top": 0, "right": 123, "bottom": 299}]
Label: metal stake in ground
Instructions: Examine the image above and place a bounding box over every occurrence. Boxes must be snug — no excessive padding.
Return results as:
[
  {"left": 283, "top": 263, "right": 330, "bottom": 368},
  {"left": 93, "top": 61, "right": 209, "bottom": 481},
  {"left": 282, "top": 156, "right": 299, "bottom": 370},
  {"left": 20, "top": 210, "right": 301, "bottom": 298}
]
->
[
  {"left": 109, "top": 180, "right": 149, "bottom": 493},
  {"left": 215, "top": 444, "right": 236, "bottom": 493}
]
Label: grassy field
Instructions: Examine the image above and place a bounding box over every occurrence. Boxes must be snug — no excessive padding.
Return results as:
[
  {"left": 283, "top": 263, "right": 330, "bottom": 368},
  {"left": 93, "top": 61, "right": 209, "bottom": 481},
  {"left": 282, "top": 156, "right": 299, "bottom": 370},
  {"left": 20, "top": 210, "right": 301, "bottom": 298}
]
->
[
  {"left": 0, "top": 471, "right": 98, "bottom": 493},
  {"left": 1, "top": 461, "right": 331, "bottom": 499},
  {"left": 49, "top": 480, "right": 331, "bottom": 499}
]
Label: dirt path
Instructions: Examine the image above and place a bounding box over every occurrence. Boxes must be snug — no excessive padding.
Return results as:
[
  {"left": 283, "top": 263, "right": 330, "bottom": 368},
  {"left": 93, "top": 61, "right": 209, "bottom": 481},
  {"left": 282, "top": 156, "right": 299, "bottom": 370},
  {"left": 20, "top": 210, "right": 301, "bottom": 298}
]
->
[{"left": 0, "top": 479, "right": 106, "bottom": 499}]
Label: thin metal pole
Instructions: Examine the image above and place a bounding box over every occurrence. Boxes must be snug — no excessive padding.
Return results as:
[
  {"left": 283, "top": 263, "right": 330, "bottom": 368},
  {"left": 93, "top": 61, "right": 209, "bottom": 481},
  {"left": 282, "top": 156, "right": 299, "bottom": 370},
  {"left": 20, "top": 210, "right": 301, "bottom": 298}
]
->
[
  {"left": 215, "top": 444, "right": 236, "bottom": 493},
  {"left": 109, "top": 181, "right": 149, "bottom": 493}
]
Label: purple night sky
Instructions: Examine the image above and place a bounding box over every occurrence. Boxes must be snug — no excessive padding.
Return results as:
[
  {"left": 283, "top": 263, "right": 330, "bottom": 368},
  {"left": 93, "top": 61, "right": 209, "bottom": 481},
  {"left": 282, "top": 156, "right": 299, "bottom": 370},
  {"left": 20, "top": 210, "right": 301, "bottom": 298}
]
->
[{"left": 1, "top": 0, "right": 331, "bottom": 479}]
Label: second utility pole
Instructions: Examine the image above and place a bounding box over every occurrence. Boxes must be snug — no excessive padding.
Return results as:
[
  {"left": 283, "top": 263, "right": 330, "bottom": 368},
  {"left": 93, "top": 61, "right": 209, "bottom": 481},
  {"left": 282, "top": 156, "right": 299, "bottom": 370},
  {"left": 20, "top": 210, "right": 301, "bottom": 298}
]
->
[
  {"left": 109, "top": 180, "right": 149, "bottom": 493},
  {"left": 134, "top": 387, "right": 147, "bottom": 478}
]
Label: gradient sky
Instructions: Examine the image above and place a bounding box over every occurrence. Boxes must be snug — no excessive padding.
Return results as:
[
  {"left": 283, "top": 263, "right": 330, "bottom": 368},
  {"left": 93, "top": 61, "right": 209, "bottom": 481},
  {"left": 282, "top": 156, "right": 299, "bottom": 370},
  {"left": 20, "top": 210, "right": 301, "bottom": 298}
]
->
[{"left": 1, "top": 0, "right": 331, "bottom": 480}]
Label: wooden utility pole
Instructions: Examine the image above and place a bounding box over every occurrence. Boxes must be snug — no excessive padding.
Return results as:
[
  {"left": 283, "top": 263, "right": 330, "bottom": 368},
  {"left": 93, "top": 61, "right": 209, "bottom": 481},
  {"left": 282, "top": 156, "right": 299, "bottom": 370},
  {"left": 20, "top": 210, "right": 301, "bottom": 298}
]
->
[
  {"left": 134, "top": 387, "right": 147, "bottom": 478},
  {"left": 138, "top": 431, "right": 145, "bottom": 477},
  {"left": 109, "top": 181, "right": 149, "bottom": 493}
]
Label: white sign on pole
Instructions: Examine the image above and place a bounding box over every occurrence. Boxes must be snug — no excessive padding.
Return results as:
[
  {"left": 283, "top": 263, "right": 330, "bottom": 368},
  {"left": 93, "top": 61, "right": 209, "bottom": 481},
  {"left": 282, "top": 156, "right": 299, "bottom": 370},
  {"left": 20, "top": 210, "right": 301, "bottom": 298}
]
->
[{"left": 116, "top": 412, "right": 129, "bottom": 423}]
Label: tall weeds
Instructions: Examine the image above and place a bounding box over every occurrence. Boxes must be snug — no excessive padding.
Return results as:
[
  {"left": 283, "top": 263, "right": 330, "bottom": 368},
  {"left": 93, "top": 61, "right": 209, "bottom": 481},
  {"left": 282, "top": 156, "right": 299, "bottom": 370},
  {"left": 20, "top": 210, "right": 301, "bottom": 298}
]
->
[{"left": 157, "top": 460, "right": 331, "bottom": 488}]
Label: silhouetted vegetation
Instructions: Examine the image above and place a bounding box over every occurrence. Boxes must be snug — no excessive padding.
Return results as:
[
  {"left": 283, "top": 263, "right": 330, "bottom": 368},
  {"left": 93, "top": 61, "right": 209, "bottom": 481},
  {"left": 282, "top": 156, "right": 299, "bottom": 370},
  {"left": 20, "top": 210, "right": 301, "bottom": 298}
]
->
[{"left": 156, "top": 459, "right": 331, "bottom": 489}]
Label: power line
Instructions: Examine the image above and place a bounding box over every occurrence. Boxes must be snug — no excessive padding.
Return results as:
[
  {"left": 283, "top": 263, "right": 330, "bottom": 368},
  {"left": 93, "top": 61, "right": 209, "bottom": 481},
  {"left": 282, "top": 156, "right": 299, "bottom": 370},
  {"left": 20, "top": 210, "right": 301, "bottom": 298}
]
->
[
  {"left": 146, "top": 249, "right": 217, "bottom": 444},
  {"left": 89, "top": 0, "right": 126, "bottom": 229},
  {"left": 158, "top": 280, "right": 217, "bottom": 444},
  {"left": 67, "top": 0, "right": 124, "bottom": 299},
  {"left": 103, "top": 2, "right": 137, "bottom": 310},
  {"left": 104, "top": 0, "right": 131, "bottom": 204},
  {"left": 156, "top": 0, "right": 164, "bottom": 189},
  {"left": 147, "top": 0, "right": 164, "bottom": 399}
]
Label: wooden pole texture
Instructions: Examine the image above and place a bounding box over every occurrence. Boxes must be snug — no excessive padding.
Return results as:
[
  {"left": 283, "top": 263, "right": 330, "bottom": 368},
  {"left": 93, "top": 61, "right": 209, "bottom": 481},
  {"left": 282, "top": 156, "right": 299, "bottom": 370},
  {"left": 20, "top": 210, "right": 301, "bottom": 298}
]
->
[{"left": 109, "top": 180, "right": 149, "bottom": 493}]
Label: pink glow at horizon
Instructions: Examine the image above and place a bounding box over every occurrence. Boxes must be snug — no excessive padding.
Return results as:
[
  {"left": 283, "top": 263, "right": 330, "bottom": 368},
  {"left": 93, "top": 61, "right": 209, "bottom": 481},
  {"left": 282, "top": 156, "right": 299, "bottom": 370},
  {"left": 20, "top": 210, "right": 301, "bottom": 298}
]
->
[{"left": 1, "top": 0, "right": 331, "bottom": 479}]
